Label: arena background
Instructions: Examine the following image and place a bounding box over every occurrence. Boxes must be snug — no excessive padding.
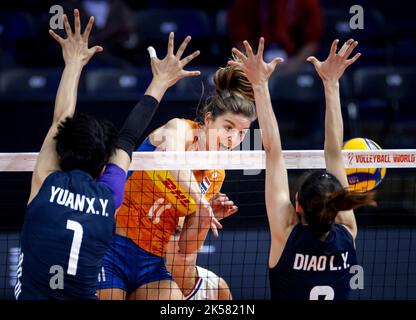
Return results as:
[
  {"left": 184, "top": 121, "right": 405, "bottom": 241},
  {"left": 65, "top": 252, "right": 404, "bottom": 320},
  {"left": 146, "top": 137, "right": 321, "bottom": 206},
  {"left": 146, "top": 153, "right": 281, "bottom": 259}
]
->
[{"left": 0, "top": 0, "right": 415, "bottom": 300}]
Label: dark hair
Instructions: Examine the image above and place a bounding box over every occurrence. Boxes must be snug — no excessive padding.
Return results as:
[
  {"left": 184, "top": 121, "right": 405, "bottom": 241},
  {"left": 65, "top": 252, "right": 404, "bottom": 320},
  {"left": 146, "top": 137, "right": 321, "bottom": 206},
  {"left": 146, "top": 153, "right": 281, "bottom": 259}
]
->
[
  {"left": 196, "top": 56, "right": 257, "bottom": 125},
  {"left": 55, "top": 113, "right": 118, "bottom": 179},
  {"left": 297, "top": 171, "right": 376, "bottom": 237}
]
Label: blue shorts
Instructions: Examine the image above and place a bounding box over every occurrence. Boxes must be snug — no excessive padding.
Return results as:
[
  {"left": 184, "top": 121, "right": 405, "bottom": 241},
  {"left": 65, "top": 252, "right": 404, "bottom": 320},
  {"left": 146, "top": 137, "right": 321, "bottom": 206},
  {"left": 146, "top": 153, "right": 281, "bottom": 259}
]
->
[{"left": 96, "top": 234, "right": 172, "bottom": 294}]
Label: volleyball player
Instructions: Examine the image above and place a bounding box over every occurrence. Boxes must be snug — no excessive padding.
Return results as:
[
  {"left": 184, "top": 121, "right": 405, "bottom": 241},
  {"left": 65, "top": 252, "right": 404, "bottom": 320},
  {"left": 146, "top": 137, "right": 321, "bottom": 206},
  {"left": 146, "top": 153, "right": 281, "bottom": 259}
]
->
[
  {"left": 14, "top": 9, "right": 199, "bottom": 300},
  {"left": 96, "top": 38, "right": 256, "bottom": 300},
  {"left": 229, "top": 38, "right": 376, "bottom": 300}
]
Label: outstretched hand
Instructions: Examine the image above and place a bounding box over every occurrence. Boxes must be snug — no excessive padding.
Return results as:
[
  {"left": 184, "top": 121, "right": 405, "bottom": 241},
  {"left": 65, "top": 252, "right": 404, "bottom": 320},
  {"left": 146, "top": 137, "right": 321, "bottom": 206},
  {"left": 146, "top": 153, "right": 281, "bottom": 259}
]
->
[
  {"left": 210, "top": 192, "right": 238, "bottom": 221},
  {"left": 307, "top": 39, "right": 361, "bottom": 83},
  {"left": 149, "top": 32, "right": 201, "bottom": 89},
  {"left": 228, "top": 37, "right": 284, "bottom": 86},
  {"left": 49, "top": 9, "right": 103, "bottom": 67}
]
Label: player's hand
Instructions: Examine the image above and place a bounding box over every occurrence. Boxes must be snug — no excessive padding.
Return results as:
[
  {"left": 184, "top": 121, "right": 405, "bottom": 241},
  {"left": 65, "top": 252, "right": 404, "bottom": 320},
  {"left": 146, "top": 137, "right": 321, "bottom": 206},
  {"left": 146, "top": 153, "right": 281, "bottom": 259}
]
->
[
  {"left": 148, "top": 32, "right": 200, "bottom": 89},
  {"left": 210, "top": 193, "right": 238, "bottom": 221},
  {"left": 228, "top": 37, "right": 284, "bottom": 87},
  {"left": 307, "top": 39, "right": 361, "bottom": 83},
  {"left": 197, "top": 201, "right": 222, "bottom": 238},
  {"left": 49, "top": 9, "right": 102, "bottom": 67}
]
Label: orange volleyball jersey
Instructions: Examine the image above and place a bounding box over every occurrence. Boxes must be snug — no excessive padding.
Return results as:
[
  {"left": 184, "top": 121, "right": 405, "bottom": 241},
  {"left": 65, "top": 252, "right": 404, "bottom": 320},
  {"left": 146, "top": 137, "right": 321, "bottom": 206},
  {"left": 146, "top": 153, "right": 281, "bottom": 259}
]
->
[{"left": 115, "top": 119, "right": 226, "bottom": 257}]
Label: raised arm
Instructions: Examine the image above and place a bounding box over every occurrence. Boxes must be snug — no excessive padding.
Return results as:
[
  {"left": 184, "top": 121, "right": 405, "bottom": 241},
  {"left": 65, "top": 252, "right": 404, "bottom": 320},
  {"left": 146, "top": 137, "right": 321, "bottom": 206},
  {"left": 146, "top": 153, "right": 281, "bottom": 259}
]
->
[
  {"left": 229, "top": 38, "right": 297, "bottom": 252},
  {"left": 155, "top": 118, "right": 223, "bottom": 254},
  {"left": 29, "top": 9, "right": 102, "bottom": 203},
  {"left": 106, "top": 33, "right": 220, "bottom": 253},
  {"left": 168, "top": 192, "right": 237, "bottom": 292},
  {"left": 149, "top": 117, "right": 219, "bottom": 254},
  {"left": 110, "top": 32, "right": 201, "bottom": 172},
  {"left": 307, "top": 39, "right": 361, "bottom": 238}
]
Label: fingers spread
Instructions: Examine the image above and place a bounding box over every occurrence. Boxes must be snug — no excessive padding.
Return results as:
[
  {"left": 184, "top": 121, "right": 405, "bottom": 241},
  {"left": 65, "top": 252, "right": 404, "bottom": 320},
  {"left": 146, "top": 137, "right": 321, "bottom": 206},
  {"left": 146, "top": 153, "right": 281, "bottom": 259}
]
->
[
  {"left": 346, "top": 52, "right": 361, "bottom": 66},
  {"left": 270, "top": 56, "right": 284, "bottom": 70},
  {"left": 176, "top": 36, "right": 191, "bottom": 59},
  {"left": 232, "top": 47, "right": 247, "bottom": 61},
  {"left": 182, "top": 70, "right": 201, "bottom": 78},
  {"left": 74, "top": 9, "right": 81, "bottom": 35},
  {"left": 330, "top": 39, "right": 339, "bottom": 56},
  {"left": 306, "top": 56, "right": 319, "bottom": 67},
  {"left": 147, "top": 46, "right": 157, "bottom": 59},
  {"left": 344, "top": 41, "right": 358, "bottom": 59},
  {"left": 243, "top": 40, "right": 254, "bottom": 58},
  {"left": 49, "top": 29, "right": 64, "bottom": 45},
  {"left": 83, "top": 16, "right": 95, "bottom": 41},
  {"left": 257, "top": 37, "right": 265, "bottom": 58},
  {"left": 88, "top": 46, "right": 103, "bottom": 57},
  {"left": 63, "top": 14, "right": 73, "bottom": 38},
  {"left": 338, "top": 38, "right": 354, "bottom": 56},
  {"left": 227, "top": 60, "right": 241, "bottom": 68},
  {"left": 180, "top": 50, "right": 200, "bottom": 67},
  {"left": 167, "top": 32, "right": 174, "bottom": 56}
]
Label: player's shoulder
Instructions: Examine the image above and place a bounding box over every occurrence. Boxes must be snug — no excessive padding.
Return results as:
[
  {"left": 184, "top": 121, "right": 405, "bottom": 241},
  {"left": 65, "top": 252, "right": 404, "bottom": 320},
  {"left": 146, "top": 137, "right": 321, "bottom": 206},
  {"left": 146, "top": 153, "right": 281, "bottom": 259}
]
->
[
  {"left": 333, "top": 223, "right": 356, "bottom": 241},
  {"left": 149, "top": 118, "right": 195, "bottom": 145},
  {"left": 205, "top": 169, "right": 226, "bottom": 182},
  {"left": 165, "top": 118, "right": 195, "bottom": 130},
  {"left": 218, "top": 275, "right": 230, "bottom": 290}
]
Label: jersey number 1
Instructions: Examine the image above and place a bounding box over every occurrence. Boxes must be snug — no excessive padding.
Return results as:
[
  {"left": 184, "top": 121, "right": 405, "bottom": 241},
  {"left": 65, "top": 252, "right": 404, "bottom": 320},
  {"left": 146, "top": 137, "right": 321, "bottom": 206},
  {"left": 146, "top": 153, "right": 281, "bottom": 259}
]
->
[{"left": 66, "top": 220, "right": 83, "bottom": 276}]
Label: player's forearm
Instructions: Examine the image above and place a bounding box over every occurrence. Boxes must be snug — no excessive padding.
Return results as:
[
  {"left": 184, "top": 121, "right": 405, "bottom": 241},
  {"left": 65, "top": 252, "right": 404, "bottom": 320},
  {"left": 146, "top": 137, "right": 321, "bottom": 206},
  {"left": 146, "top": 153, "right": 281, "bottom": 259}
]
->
[
  {"left": 52, "top": 63, "right": 83, "bottom": 124},
  {"left": 116, "top": 95, "right": 159, "bottom": 160},
  {"left": 178, "top": 215, "right": 211, "bottom": 254},
  {"left": 145, "top": 79, "right": 169, "bottom": 103},
  {"left": 170, "top": 169, "right": 212, "bottom": 254},
  {"left": 323, "top": 81, "right": 343, "bottom": 157},
  {"left": 168, "top": 253, "right": 197, "bottom": 293},
  {"left": 252, "top": 83, "right": 283, "bottom": 154}
]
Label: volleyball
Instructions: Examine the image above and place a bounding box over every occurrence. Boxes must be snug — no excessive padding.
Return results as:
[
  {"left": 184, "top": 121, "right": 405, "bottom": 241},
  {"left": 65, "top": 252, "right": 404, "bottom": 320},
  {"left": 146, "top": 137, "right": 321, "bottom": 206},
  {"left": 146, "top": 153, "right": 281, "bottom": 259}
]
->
[{"left": 343, "top": 138, "right": 387, "bottom": 192}]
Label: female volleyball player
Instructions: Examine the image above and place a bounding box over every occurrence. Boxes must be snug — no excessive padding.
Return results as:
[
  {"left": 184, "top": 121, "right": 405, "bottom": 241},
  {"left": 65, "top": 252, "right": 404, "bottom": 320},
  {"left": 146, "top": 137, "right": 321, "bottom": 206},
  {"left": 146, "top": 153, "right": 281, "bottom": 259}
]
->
[
  {"left": 15, "top": 10, "right": 200, "bottom": 300},
  {"left": 97, "top": 37, "right": 256, "bottom": 300},
  {"left": 165, "top": 216, "right": 233, "bottom": 300},
  {"left": 229, "top": 38, "right": 376, "bottom": 300}
]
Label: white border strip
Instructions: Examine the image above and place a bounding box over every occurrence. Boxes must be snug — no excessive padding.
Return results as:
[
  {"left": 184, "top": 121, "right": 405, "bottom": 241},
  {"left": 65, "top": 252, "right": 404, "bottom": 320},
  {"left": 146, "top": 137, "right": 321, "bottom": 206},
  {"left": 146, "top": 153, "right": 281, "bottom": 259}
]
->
[{"left": 0, "top": 150, "right": 415, "bottom": 172}]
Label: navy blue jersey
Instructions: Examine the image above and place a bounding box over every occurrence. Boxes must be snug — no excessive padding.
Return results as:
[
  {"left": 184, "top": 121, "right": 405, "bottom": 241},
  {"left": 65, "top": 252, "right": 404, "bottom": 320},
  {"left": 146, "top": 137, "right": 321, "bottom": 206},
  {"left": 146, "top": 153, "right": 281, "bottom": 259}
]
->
[
  {"left": 15, "top": 170, "right": 117, "bottom": 300},
  {"left": 269, "top": 224, "right": 357, "bottom": 300}
]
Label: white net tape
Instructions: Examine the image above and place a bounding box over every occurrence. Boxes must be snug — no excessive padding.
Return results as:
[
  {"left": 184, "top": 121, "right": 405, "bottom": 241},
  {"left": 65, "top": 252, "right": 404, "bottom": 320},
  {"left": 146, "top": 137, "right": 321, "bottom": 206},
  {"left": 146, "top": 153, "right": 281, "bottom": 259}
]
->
[{"left": 0, "top": 149, "right": 415, "bottom": 171}]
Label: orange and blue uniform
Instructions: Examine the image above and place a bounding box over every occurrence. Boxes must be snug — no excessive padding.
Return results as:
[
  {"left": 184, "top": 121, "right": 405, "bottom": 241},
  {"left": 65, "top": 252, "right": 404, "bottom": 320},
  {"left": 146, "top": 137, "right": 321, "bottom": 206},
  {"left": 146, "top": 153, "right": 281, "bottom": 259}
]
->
[{"left": 97, "top": 119, "right": 225, "bottom": 294}]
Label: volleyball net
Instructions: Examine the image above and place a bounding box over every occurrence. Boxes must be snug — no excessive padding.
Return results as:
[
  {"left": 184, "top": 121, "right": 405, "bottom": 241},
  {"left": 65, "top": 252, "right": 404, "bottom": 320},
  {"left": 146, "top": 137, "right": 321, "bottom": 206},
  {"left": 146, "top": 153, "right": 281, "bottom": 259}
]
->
[{"left": 0, "top": 149, "right": 415, "bottom": 299}]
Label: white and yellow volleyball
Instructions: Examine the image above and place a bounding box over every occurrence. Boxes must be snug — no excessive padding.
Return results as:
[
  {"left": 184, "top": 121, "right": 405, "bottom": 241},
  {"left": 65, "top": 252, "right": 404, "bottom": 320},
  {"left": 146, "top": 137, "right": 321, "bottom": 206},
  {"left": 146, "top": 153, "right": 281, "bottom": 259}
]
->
[{"left": 343, "top": 138, "right": 387, "bottom": 192}]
